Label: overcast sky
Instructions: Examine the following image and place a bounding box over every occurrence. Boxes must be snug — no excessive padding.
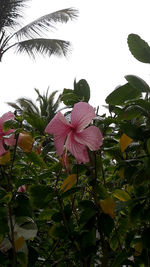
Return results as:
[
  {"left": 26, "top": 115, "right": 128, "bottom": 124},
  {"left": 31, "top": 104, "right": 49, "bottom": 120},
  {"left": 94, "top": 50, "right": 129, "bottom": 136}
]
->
[{"left": 1, "top": 0, "right": 150, "bottom": 115}]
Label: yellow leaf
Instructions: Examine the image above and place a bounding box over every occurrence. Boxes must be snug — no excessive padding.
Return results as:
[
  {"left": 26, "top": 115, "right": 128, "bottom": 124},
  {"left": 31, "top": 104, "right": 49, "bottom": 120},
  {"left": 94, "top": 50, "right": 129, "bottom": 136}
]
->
[
  {"left": 134, "top": 242, "right": 143, "bottom": 256},
  {"left": 0, "top": 151, "right": 10, "bottom": 165},
  {"left": 120, "top": 133, "right": 133, "bottom": 152},
  {"left": 117, "top": 167, "right": 124, "bottom": 179},
  {"left": 100, "top": 197, "right": 116, "bottom": 219},
  {"left": 14, "top": 236, "right": 25, "bottom": 251},
  {"left": 60, "top": 174, "right": 77, "bottom": 192},
  {"left": 113, "top": 189, "right": 130, "bottom": 202},
  {"left": 18, "top": 131, "right": 34, "bottom": 152}
]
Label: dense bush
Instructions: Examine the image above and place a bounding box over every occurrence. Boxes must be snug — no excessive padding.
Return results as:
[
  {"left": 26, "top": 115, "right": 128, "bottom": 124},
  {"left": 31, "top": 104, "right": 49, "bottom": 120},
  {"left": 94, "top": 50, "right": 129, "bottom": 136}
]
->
[{"left": 1, "top": 34, "right": 150, "bottom": 266}]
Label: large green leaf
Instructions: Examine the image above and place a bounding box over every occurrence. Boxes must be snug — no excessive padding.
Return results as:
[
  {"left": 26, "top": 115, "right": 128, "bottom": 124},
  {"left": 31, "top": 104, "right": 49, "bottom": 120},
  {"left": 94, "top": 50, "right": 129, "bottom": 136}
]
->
[
  {"left": 105, "top": 83, "right": 141, "bottom": 105},
  {"left": 79, "top": 208, "right": 96, "bottom": 226},
  {"left": 125, "top": 75, "right": 150, "bottom": 92},
  {"left": 74, "top": 79, "right": 90, "bottom": 102},
  {"left": 61, "top": 89, "right": 79, "bottom": 106},
  {"left": 128, "top": 34, "right": 150, "bottom": 63},
  {"left": 118, "top": 105, "right": 143, "bottom": 120},
  {"left": 100, "top": 214, "right": 114, "bottom": 238},
  {"left": 120, "top": 122, "right": 143, "bottom": 140}
]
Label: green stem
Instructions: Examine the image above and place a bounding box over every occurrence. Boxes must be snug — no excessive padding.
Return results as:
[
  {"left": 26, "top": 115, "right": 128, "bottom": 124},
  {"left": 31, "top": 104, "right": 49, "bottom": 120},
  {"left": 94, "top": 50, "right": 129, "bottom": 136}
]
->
[
  {"left": 91, "top": 152, "right": 108, "bottom": 267},
  {"left": 58, "top": 194, "right": 80, "bottom": 252},
  {"left": 99, "top": 151, "right": 106, "bottom": 187},
  {"left": 7, "top": 133, "right": 20, "bottom": 265},
  {"left": 41, "top": 240, "right": 59, "bottom": 267},
  {"left": 8, "top": 204, "right": 17, "bottom": 266}
]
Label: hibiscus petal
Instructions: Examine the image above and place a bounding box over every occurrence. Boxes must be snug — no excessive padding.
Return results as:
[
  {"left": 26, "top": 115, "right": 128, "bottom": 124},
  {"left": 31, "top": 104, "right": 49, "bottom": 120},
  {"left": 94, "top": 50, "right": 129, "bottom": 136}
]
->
[
  {"left": 4, "top": 129, "right": 16, "bottom": 146},
  {"left": 74, "top": 126, "right": 103, "bottom": 151},
  {"left": 0, "top": 112, "right": 14, "bottom": 125},
  {"left": 71, "top": 102, "right": 96, "bottom": 132},
  {"left": 66, "top": 132, "right": 89, "bottom": 163},
  {"left": 45, "top": 112, "right": 71, "bottom": 156},
  {"left": 18, "top": 185, "right": 26, "bottom": 193},
  {"left": 0, "top": 140, "right": 6, "bottom": 156},
  {"left": 54, "top": 135, "right": 67, "bottom": 156},
  {"left": 45, "top": 112, "right": 71, "bottom": 135}
]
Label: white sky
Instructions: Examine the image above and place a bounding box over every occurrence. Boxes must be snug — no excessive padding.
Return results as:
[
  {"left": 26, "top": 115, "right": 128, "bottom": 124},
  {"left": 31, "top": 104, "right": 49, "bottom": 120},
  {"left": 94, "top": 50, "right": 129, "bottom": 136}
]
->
[{"left": 1, "top": 0, "right": 150, "bottom": 115}]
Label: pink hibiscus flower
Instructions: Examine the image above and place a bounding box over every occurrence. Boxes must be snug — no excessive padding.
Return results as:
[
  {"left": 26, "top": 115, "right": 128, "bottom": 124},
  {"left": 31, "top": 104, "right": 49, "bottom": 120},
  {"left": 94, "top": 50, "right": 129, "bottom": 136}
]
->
[
  {"left": 45, "top": 102, "right": 102, "bottom": 163},
  {"left": 0, "top": 112, "right": 16, "bottom": 156}
]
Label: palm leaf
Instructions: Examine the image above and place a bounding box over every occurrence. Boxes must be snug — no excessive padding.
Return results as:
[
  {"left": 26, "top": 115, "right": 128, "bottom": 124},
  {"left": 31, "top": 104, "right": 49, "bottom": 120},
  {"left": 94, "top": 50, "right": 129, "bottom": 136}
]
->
[
  {"left": 15, "top": 8, "right": 78, "bottom": 39},
  {"left": 7, "top": 102, "right": 22, "bottom": 111},
  {"left": 16, "top": 98, "right": 40, "bottom": 114},
  {"left": 15, "top": 38, "right": 71, "bottom": 58},
  {"left": 0, "top": 0, "right": 28, "bottom": 31}
]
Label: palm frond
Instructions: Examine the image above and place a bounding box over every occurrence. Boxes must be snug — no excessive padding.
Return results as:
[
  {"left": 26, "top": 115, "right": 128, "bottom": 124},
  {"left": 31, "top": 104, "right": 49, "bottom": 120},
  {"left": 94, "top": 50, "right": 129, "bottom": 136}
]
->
[
  {"left": 0, "top": 0, "right": 28, "bottom": 31},
  {"left": 7, "top": 101, "right": 22, "bottom": 111},
  {"left": 46, "top": 91, "right": 62, "bottom": 121},
  {"left": 15, "top": 38, "right": 71, "bottom": 58},
  {"left": 16, "top": 98, "right": 40, "bottom": 115},
  {"left": 14, "top": 8, "right": 78, "bottom": 39}
]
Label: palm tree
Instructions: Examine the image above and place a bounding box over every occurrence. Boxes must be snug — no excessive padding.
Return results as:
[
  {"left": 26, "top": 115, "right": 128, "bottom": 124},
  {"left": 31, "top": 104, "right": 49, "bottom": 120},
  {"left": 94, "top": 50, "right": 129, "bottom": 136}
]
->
[
  {"left": 7, "top": 88, "right": 62, "bottom": 133},
  {"left": 0, "top": 0, "right": 78, "bottom": 61}
]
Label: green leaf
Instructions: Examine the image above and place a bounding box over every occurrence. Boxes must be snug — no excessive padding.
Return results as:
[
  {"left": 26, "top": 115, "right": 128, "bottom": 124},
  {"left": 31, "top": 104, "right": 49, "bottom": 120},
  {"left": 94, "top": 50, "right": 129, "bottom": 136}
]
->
[
  {"left": 112, "top": 250, "right": 128, "bottom": 267},
  {"left": 125, "top": 75, "right": 150, "bottom": 92},
  {"left": 51, "top": 212, "right": 63, "bottom": 222},
  {"left": 38, "top": 208, "right": 54, "bottom": 221},
  {"left": 97, "top": 185, "right": 109, "bottom": 199},
  {"left": 61, "top": 89, "right": 79, "bottom": 106},
  {"left": 79, "top": 200, "right": 95, "bottom": 210},
  {"left": 26, "top": 114, "right": 46, "bottom": 132},
  {"left": 142, "top": 228, "right": 150, "bottom": 248},
  {"left": 0, "top": 218, "right": 9, "bottom": 235},
  {"left": 113, "top": 189, "right": 131, "bottom": 202},
  {"left": 49, "top": 224, "right": 67, "bottom": 239},
  {"left": 120, "top": 122, "right": 143, "bottom": 140},
  {"left": 26, "top": 151, "right": 46, "bottom": 168},
  {"left": 0, "top": 192, "right": 12, "bottom": 204},
  {"left": 100, "top": 213, "right": 114, "bottom": 238},
  {"left": 79, "top": 208, "right": 96, "bottom": 226},
  {"left": 81, "top": 228, "right": 96, "bottom": 248},
  {"left": 128, "top": 34, "right": 150, "bottom": 63},
  {"left": 3, "top": 120, "right": 19, "bottom": 131},
  {"left": 119, "top": 105, "right": 143, "bottom": 120},
  {"left": 105, "top": 83, "right": 141, "bottom": 105},
  {"left": 74, "top": 79, "right": 90, "bottom": 102},
  {"left": 15, "top": 194, "right": 33, "bottom": 217},
  {"left": 136, "top": 99, "right": 150, "bottom": 111},
  {"left": 61, "top": 186, "right": 81, "bottom": 198},
  {"left": 30, "top": 185, "right": 54, "bottom": 208},
  {"left": 17, "top": 252, "right": 28, "bottom": 267},
  {"left": 0, "top": 188, "right": 7, "bottom": 200}
]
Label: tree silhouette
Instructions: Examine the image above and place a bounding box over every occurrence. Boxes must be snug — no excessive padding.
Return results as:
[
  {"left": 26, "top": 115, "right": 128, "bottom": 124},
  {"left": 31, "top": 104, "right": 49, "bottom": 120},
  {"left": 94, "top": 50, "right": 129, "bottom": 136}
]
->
[{"left": 0, "top": 0, "right": 78, "bottom": 61}]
